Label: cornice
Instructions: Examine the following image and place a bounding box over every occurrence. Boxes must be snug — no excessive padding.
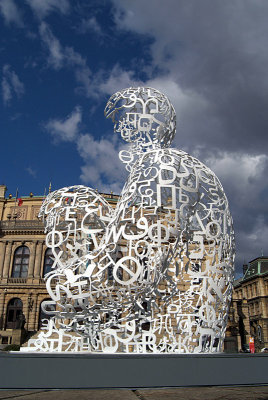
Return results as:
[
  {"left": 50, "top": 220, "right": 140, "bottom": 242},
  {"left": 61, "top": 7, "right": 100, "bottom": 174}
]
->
[{"left": 0, "top": 220, "right": 45, "bottom": 236}]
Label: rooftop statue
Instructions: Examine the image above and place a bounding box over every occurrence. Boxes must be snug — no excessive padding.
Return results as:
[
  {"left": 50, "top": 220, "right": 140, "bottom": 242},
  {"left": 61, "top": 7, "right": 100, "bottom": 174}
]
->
[{"left": 23, "top": 87, "right": 235, "bottom": 353}]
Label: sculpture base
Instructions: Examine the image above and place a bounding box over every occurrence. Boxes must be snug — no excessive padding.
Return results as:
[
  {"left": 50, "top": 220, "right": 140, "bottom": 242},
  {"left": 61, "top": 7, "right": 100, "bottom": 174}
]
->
[{"left": 0, "top": 353, "right": 267, "bottom": 389}]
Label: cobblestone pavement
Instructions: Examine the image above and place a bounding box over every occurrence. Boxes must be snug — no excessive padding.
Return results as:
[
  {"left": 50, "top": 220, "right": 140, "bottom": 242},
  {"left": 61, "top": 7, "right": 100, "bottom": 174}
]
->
[{"left": 0, "top": 387, "right": 267, "bottom": 400}]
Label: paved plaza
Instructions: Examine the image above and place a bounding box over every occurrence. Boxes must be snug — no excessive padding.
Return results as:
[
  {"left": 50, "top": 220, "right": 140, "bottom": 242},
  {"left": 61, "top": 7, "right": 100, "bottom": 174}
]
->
[{"left": 0, "top": 387, "right": 268, "bottom": 400}]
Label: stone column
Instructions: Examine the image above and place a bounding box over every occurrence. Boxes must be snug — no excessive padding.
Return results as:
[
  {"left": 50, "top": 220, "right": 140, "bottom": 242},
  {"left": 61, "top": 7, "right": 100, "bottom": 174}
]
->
[
  {"left": 32, "top": 293, "right": 39, "bottom": 331},
  {"left": 0, "top": 290, "right": 6, "bottom": 329},
  {"left": 28, "top": 241, "right": 37, "bottom": 278},
  {"left": 0, "top": 241, "right": 6, "bottom": 278},
  {"left": 242, "top": 301, "right": 251, "bottom": 347},
  {"left": 3, "top": 241, "right": 13, "bottom": 278},
  {"left": 25, "top": 294, "right": 31, "bottom": 331},
  {"left": 34, "top": 241, "right": 43, "bottom": 278}
]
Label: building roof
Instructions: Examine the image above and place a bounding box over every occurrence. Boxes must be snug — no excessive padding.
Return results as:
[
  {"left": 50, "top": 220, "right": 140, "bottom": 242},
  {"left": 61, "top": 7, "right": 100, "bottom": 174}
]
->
[{"left": 242, "top": 256, "right": 268, "bottom": 282}]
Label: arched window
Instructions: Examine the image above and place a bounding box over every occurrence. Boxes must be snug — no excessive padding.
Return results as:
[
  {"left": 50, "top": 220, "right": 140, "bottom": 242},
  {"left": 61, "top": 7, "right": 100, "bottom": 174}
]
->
[
  {"left": 12, "top": 246, "right": 29, "bottom": 278},
  {"left": 43, "top": 248, "right": 59, "bottom": 276},
  {"left": 38, "top": 299, "right": 56, "bottom": 329},
  {"left": 6, "top": 298, "right": 24, "bottom": 329},
  {"left": 43, "top": 248, "right": 54, "bottom": 276}
]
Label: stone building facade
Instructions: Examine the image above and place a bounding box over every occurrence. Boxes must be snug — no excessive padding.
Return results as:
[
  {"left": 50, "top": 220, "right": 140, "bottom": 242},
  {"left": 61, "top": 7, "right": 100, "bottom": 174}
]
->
[
  {"left": 228, "top": 257, "right": 268, "bottom": 352},
  {"left": 0, "top": 185, "right": 47, "bottom": 346}
]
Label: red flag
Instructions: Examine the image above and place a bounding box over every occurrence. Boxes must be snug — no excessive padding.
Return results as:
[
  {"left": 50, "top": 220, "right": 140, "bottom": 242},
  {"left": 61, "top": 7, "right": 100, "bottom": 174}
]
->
[{"left": 18, "top": 198, "right": 23, "bottom": 206}]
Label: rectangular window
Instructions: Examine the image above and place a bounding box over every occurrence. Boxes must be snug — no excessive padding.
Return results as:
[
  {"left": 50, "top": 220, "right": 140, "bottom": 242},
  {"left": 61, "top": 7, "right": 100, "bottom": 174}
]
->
[{"left": 2, "top": 336, "right": 8, "bottom": 344}]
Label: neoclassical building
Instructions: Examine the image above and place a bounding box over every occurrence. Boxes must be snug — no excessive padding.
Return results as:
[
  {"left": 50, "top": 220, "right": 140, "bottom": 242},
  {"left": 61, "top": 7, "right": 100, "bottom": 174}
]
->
[{"left": 228, "top": 257, "right": 268, "bottom": 352}]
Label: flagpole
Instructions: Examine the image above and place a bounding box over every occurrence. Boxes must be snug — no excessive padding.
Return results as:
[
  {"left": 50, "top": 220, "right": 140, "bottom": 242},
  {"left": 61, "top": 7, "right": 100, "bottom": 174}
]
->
[
  {"left": 14, "top": 187, "right": 18, "bottom": 219},
  {"left": 15, "top": 188, "right": 18, "bottom": 205}
]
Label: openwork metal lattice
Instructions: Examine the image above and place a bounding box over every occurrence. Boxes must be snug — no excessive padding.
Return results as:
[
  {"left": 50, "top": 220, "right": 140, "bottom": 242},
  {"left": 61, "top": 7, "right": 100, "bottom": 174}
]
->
[{"left": 24, "top": 87, "right": 235, "bottom": 353}]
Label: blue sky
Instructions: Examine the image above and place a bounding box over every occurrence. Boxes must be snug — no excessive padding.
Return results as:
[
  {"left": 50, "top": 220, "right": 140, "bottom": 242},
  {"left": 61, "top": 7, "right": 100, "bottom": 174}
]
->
[{"left": 1, "top": 0, "right": 268, "bottom": 275}]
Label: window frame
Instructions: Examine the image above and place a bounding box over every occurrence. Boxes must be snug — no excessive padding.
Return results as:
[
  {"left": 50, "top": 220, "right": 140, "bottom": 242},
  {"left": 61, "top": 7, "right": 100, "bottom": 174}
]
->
[{"left": 11, "top": 246, "right": 30, "bottom": 278}]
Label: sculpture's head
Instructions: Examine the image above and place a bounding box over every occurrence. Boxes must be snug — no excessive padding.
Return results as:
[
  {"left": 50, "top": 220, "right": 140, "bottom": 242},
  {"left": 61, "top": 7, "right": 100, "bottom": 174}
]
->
[{"left": 104, "top": 87, "right": 176, "bottom": 149}]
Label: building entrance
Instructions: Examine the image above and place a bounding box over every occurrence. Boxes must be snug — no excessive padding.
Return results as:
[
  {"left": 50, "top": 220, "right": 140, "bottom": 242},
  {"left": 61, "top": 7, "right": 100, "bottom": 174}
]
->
[{"left": 6, "top": 298, "right": 23, "bottom": 329}]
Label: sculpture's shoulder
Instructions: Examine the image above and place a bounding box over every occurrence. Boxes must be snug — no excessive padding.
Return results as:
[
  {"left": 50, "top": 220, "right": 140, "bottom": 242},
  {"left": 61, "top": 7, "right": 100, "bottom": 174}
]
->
[
  {"left": 134, "top": 147, "right": 223, "bottom": 188},
  {"left": 161, "top": 147, "right": 225, "bottom": 191}
]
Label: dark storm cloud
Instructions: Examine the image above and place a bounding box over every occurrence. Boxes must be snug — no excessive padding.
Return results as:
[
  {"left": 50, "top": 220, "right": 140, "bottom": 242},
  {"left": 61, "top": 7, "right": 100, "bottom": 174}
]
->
[
  {"left": 113, "top": 0, "right": 268, "bottom": 154},
  {"left": 111, "top": 0, "right": 268, "bottom": 274}
]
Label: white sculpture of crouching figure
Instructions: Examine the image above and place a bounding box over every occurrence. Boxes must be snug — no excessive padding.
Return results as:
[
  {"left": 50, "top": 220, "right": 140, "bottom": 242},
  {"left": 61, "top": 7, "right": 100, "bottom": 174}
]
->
[{"left": 22, "top": 87, "right": 235, "bottom": 354}]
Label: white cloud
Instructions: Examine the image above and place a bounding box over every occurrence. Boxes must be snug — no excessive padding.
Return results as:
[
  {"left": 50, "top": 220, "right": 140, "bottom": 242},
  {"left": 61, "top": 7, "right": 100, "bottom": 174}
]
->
[
  {"left": 39, "top": 22, "right": 64, "bottom": 69},
  {"left": 39, "top": 23, "right": 92, "bottom": 95},
  {"left": 0, "top": 0, "right": 23, "bottom": 26},
  {"left": 79, "top": 17, "right": 102, "bottom": 35},
  {"left": 9, "top": 68, "right": 25, "bottom": 97},
  {"left": 45, "top": 106, "right": 82, "bottom": 142},
  {"left": 26, "top": 0, "right": 69, "bottom": 19},
  {"left": 26, "top": 166, "right": 37, "bottom": 178},
  {"left": 39, "top": 25, "right": 145, "bottom": 100},
  {"left": 97, "top": 65, "right": 140, "bottom": 96},
  {"left": 1, "top": 77, "right": 12, "bottom": 105},
  {"left": 77, "top": 64, "right": 142, "bottom": 100},
  {"left": 77, "top": 133, "right": 127, "bottom": 193},
  {"left": 44, "top": 105, "right": 127, "bottom": 193},
  {"left": 1, "top": 65, "right": 25, "bottom": 106},
  {"left": 201, "top": 151, "right": 268, "bottom": 272},
  {"left": 145, "top": 76, "right": 214, "bottom": 148},
  {"left": 204, "top": 152, "right": 268, "bottom": 206},
  {"left": 74, "top": 66, "right": 91, "bottom": 96},
  {"left": 10, "top": 112, "right": 22, "bottom": 121}
]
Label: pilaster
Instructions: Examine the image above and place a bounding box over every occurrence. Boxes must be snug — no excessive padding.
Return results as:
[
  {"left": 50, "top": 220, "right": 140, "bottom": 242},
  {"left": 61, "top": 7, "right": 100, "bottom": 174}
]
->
[
  {"left": 2, "top": 241, "right": 13, "bottom": 278},
  {"left": 0, "top": 242, "right": 6, "bottom": 278},
  {"left": 28, "top": 241, "right": 37, "bottom": 278},
  {"left": 34, "top": 241, "right": 44, "bottom": 278},
  {"left": 0, "top": 289, "right": 7, "bottom": 330}
]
